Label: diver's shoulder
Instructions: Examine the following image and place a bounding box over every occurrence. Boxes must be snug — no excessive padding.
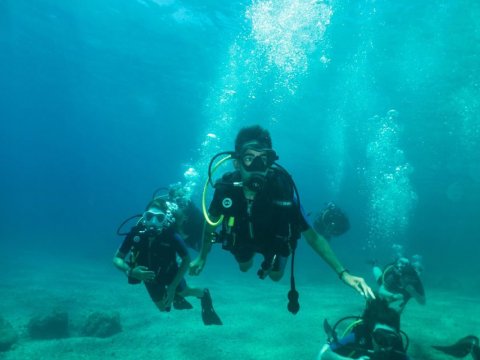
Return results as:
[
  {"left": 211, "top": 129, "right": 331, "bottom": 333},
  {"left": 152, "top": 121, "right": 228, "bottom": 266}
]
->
[{"left": 214, "top": 171, "right": 241, "bottom": 187}]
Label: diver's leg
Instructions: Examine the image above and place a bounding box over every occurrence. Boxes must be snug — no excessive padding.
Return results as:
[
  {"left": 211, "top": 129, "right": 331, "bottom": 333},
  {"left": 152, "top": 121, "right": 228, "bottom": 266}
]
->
[
  {"left": 144, "top": 282, "right": 169, "bottom": 312},
  {"left": 269, "top": 255, "right": 287, "bottom": 282},
  {"left": 173, "top": 279, "right": 194, "bottom": 310},
  {"left": 233, "top": 247, "right": 255, "bottom": 272},
  {"left": 239, "top": 258, "right": 254, "bottom": 272},
  {"left": 179, "top": 284, "right": 204, "bottom": 298}
]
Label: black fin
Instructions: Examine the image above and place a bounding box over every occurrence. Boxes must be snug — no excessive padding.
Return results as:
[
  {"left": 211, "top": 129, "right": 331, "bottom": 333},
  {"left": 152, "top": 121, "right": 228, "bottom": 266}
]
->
[
  {"left": 173, "top": 294, "right": 193, "bottom": 310},
  {"left": 432, "top": 336, "right": 480, "bottom": 358},
  {"left": 323, "top": 319, "right": 337, "bottom": 343},
  {"left": 201, "top": 289, "right": 222, "bottom": 326}
]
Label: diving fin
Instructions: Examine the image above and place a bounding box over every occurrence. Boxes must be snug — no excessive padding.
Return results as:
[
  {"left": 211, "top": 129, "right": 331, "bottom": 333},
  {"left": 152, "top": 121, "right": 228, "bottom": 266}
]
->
[
  {"left": 323, "top": 319, "right": 338, "bottom": 343},
  {"left": 201, "top": 289, "right": 222, "bottom": 326},
  {"left": 432, "top": 335, "right": 480, "bottom": 358},
  {"left": 173, "top": 294, "right": 193, "bottom": 310}
]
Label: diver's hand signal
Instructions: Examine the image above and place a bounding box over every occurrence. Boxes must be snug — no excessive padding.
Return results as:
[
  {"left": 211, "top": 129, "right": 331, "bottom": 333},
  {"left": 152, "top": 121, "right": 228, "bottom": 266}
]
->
[
  {"left": 341, "top": 272, "right": 376, "bottom": 299},
  {"left": 131, "top": 266, "right": 155, "bottom": 282}
]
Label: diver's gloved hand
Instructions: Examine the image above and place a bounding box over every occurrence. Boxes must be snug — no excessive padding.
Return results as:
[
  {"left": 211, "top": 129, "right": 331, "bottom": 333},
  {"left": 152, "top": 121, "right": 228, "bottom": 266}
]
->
[
  {"left": 131, "top": 266, "right": 156, "bottom": 282},
  {"left": 189, "top": 257, "right": 205, "bottom": 276},
  {"left": 341, "top": 272, "right": 376, "bottom": 299}
]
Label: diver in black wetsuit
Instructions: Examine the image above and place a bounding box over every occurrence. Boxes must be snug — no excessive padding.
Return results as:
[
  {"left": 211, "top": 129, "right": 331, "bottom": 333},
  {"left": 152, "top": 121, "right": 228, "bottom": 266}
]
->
[
  {"left": 313, "top": 202, "right": 350, "bottom": 241},
  {"left": 189, "top": 125, "right": 374, "bottom": 312},
  {"left": 167, "top": 182, "right": 205, "bottom": 252},
  {"left": 318, "top": 298, "right": 411, "bottom": 360},
  {"left": 113, "top": 199, "right": 221, "bottom": 326}
]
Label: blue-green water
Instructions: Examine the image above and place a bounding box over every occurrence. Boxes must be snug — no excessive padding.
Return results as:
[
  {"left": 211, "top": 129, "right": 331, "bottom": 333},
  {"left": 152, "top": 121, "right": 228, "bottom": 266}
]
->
[{"left": 1, "top": 0, "right": 479, "bottom": 352}]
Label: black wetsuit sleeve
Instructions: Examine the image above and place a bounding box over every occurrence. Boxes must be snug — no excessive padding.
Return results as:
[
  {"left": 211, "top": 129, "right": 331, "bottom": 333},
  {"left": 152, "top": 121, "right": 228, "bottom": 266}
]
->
[
  {"left": 172, "top": 233, "right": 190, "bottom": 259},
  {"left": 208, "top": 186, "right": 224, "bottom": 218},
  {"left": 294, "top": 196, "right": 311, "bottom": 232},
  {"left": 183, "top": 203, "right": 204, "bottom": 238},
  {"left": 117, "top": 227, "right": 138, "bottom": 254}
]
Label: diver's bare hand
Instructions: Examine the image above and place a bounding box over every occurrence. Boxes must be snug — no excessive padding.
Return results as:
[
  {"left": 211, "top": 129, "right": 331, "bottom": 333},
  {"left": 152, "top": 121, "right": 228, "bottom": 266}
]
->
[
  {"left": 161, "top": 286, "right": 175, "bottom": 310},
  {"left": 131, "top": 266, "right": 155, "bottom": 282},
  {"left": 341, "top": 272, "right": 376, "bottom": 299},
  {"left": 189, "top": 257, "right": 205, "bottom": 276},
  {"left": 392, "top": 293, "right": 404, "bottom": 301}
]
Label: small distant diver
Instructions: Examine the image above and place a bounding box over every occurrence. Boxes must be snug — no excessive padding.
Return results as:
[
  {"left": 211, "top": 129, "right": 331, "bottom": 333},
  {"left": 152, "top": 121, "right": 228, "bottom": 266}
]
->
[
  {"left": 372, "top": 248, "right": 425, "bottom": 313},
  {"left": 312, "top": 202, "right": 350, "bottom": 241},
  {"left": 318, "top": 297, "right": 411, "bottom": 360}
]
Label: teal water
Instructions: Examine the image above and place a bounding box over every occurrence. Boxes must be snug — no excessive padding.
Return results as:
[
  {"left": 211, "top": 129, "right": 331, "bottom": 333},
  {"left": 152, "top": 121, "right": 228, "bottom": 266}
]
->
[{"left": 0, "top": 0, "right": 479, "bottom": 356}]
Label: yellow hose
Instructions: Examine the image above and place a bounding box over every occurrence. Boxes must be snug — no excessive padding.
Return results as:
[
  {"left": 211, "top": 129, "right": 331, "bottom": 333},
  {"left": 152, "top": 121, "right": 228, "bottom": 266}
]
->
[{"left": 202, "top": 155, "right": 232, "bottom": 226}]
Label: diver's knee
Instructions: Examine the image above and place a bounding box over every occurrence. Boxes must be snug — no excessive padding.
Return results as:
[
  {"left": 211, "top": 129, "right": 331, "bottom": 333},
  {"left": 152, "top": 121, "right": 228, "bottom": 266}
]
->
[
  {"left": 239, "top": 261, "right": 252, "bottom": 272},
  {"left": 269, "top": 271, "right": 284, "bottom": 282}
]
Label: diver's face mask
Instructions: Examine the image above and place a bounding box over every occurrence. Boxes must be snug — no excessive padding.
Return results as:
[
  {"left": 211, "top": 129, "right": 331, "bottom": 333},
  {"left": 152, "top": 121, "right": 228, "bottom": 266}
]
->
[
  {"left": 141, "top": 208, "right": 174, "bottom": 233},
  {"left": 238, "top": 143, "right": 278, "bottom": 171},
  {"left": 241, "top": 151, "right": 270, "bottom": 172},
  {"left": 238, "top": 150, "right": 272, "bottom": 192},
  {"left": 372, "top": 324, "right": 404, "bottom": 359}
]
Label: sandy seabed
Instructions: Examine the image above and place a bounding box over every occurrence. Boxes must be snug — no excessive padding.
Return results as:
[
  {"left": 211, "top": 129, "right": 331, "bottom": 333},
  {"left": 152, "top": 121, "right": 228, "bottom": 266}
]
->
[{"left": 1, "top": 251, "right": 478, "bottom": 360}]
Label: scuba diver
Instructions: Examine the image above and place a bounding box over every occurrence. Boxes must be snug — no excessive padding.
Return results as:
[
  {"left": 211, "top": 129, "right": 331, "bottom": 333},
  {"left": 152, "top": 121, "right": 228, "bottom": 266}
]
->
[
  {"left": 433, "top": 335, "right": 480, "bottom": 359},
  {"left": 113, "top": 197, "right": 222, "bottom": 326},
  {"left": 313, "top": 202, "right": 351, "bottom": 241},
  {"left": 166, "top": 182, "right": 205, "bottom": 252},
  {"left": 189, "top": 125, "right": 374, "bottom": 314},
  {"left": 372, "top": 250, "right": 425, "bottom": 313},
  {"left": 318, "top": 298, "right": 411, "bottom": 360}
]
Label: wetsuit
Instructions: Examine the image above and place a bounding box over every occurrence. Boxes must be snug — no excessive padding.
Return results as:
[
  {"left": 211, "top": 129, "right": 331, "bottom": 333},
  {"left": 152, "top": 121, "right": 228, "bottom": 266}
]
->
[
  {"left": 179, "top": 202, "right": 204, "bottom": 252},
  {"left": 209, "top": 169, "right": 309, "bottom": 271},
  {"left": 379, "top": 263, "right": 425, "bottom": 306},
  {"left": 118, "top": 225, "right": 189, "bottom": 302},
  {"left": 328, "top": 323, "right": 410, "bottom": 360}
]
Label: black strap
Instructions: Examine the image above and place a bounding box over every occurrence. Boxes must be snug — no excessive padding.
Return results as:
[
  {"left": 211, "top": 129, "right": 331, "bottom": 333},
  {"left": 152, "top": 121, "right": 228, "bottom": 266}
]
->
[{"left": 287, "top": 242, "right": 300, "bottom": 314}]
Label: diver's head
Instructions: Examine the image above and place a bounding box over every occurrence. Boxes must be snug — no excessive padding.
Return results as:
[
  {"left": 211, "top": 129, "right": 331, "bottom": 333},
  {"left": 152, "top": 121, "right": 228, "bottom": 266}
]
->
[
  {"left": 233, "top": 125, "right": 278, "bottom": 191},
  {"left": 235, "top": 125, "right": 273, "bottom": 154},
  {"left": 411, "top": 254, "right": 424, "bottom": 275},
  {"left": 363, "top": 298, "right": 400, "bottom": 333},
  {"left": 372, "top": 324, "right": 405, "bottom": 360},
  {"left": 141, "top": 198, "right": 175, "bottom": 233},
  {"left": 395, "top": 257, "right": 410, "bottom": 272},
  {"left": 168, "top": 182, "right": 190, "bottom": 209},
  {"left": 313, "top": 202, "right": 350, "bottom": 239}
]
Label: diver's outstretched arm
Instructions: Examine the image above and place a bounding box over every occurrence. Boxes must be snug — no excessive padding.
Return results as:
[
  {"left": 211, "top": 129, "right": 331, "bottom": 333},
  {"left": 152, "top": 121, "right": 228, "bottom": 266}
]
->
[
  {"left": 303, "top": 227, "right": 375, "bottom": 299},
  {"left": 189, "top": 222, "right": 216, "bottom": 275}
]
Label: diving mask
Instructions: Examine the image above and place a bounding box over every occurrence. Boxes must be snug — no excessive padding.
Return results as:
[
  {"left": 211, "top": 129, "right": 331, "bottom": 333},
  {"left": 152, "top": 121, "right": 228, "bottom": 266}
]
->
[
  {"left": 238, "top": 143, "right": 278, "bottom": 173},
  {"left": 372, "top": 324, "right": 404, "bottom": 354},
  {"left": 141, "top": 208, "right": 174, "bottom": 232}
]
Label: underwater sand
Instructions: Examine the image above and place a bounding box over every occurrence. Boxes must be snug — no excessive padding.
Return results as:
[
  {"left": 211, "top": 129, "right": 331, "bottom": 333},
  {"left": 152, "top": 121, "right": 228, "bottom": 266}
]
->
[{"left": 1, "top": 250, "right": 478, "bottom": 360}]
